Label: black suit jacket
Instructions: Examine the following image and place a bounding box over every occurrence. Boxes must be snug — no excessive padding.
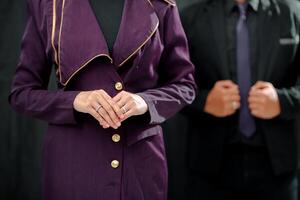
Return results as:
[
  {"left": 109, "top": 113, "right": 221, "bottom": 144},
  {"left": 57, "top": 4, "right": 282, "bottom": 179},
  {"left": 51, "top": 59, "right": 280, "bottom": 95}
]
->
[{"left": 181, "top": 0, "right": 300, "bottom": 175}]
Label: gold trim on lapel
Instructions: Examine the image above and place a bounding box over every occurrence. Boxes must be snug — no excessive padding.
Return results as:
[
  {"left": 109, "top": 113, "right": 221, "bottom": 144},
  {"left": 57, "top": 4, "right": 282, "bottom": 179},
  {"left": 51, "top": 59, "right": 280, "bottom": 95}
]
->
[
  {"left": 112, "top": 0, "right": 160, "bottom": 67},
  {"left": 63, "top": 54, "right": 113, "bottom": 86},
  {"left": 51, "top": 0, "right": 58, "bottom": 64},
  {"left": 53, "top": 0, "right": 112, "bottom": 86},
  {"left": 117, "top": 0, "right": 160, "bottom": 67},
  {"left": 148, "top": 0, "right": 176, "bottom": 7},
  {"left": 118, "top": 22, "right": 159, "bottom": 67},
  {"left": 54, "top": 0, "right": 159, "bottom": 86},
  {"left": 57, "top": 0, "right": 66, "bottom": 83},
  {"left": 162, "top": 0, "right": 176, "bottom": 6},
  {"left": 147, "top": 0, "right": 176, "bottom": 7},
  {"left": 147, "top": 0, "right": 154, "bottom": 7}
]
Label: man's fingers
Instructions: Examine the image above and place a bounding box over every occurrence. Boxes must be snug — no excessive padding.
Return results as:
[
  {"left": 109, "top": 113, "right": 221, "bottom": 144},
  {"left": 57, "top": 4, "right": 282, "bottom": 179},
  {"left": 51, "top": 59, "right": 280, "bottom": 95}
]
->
[
  {"left": 248, "top": 96, "right": 260, "bottom": 103},
  {"left": 249, "top": 88, "right": 266, "bottom": 97},
  {"left": 250, "top": 109, "right": 261, "bottom": 118},
  {"left": 230, "top": 95, "right": 241, "bottom": 102},
  {"left": 223, "top": 87, "right": 239, "bottom": 96},
  {"left": 252, "top": 81, "right": 271, "bottom": 90},
  {"left": 249, "top": 102, "right": 260, "bottom": 111},
  {"left": 230, "top": 101, "right": 241, "bottom": 110},
  {"left": 216, "top": 80, "right": 237, "bottom": 88}
]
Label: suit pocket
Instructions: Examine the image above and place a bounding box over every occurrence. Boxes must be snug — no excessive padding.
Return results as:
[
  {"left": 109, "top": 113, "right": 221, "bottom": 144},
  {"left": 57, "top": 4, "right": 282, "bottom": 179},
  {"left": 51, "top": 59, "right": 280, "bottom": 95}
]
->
[
  {"left": 275, "top": 34, "right": 299, "bottom": 69},
  {"left": 126, "top": 125, "right": 162, "bottom": 146},
  {"left": 279, "top": 35, "right": 299, "bottom": 45}
]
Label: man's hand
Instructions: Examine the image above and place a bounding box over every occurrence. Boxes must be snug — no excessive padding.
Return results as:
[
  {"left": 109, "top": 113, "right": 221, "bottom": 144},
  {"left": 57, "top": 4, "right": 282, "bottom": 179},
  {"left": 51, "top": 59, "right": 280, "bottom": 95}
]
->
[
  {"left": 204, "top": 80, "right": 241, "bottom": 117},
  {"left": 248, "top": 81, "right": 281, "bottom": 119}
]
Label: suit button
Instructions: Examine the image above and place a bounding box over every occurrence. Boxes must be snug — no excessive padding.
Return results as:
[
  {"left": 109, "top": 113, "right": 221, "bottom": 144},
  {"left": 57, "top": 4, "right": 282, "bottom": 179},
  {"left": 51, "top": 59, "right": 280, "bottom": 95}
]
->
[
  {"left": 112, "top": 134, "right": 121, "bottom": 143},
  {"left": 115, "top": 82, "right": 123, "bottom": 91},
  {"left": 111, "top": 160, "right": 119, "bottom": 169}
]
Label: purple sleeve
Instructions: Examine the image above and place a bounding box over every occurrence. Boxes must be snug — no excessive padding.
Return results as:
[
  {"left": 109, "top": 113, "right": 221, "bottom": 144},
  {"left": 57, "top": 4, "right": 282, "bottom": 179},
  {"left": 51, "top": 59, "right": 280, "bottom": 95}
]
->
[
  {"left": 8, "top": 1, "right": 80, "bottom": 125},
  {"left": 138, "top": 5, "right": 197, "bottom": 125}
]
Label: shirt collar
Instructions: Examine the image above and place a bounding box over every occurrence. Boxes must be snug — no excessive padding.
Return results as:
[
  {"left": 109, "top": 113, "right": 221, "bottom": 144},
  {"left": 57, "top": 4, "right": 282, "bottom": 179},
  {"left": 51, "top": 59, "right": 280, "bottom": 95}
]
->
[{"left": 225, "top": 0, "right": 259, "bottom": 14}]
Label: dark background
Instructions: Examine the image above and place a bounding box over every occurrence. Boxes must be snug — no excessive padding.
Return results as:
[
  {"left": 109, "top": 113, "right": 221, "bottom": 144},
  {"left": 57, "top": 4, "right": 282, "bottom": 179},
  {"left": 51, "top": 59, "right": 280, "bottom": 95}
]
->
[
  {"left": 0, "top": 0, "right": 199, "bottom": 200},
  {"left": 1, "top": 0, "right": 299, "bottom": 200}
]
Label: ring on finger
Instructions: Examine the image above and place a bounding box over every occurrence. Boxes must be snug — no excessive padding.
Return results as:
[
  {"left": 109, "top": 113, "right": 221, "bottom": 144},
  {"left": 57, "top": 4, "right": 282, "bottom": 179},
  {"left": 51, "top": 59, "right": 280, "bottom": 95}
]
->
[
  {"left": 95, "top": 104, "right": 103, "bottom": 112},
  {"left": 232, "top": 101, "right": 238, "bottom": 110},
  {"left": 122, "top": 106, "right": 127, "bottom": 114}
]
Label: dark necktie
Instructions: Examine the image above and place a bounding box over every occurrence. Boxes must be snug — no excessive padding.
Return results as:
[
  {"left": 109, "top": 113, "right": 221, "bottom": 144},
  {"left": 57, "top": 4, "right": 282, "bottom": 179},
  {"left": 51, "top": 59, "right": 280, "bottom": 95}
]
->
[{"left": 237, "top": 4, "right": 256, "bottom": 138}]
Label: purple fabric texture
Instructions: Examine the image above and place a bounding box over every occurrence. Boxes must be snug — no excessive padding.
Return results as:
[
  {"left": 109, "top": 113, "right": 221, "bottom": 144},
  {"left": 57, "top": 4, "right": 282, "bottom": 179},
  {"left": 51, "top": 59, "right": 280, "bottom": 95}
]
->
[{"left": 9, "top": 0, "right": 196, "bottom": 199}]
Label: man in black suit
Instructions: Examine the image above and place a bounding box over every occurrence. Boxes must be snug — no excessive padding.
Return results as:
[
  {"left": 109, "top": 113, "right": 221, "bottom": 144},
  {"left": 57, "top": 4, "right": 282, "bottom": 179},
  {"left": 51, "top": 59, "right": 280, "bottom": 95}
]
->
[{"left": 181, "top": 0, "right": 300, "bottom": 199}]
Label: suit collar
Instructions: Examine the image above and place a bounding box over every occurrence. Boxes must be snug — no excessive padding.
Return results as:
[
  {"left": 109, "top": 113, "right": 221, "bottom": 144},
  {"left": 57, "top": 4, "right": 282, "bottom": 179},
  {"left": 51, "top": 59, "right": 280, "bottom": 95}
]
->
[
  {"left": 52, "top": 0, "right": 159, "bottom": 86},
  {"left": 256, "top": 0, "right": 280, "bottom": 80},
  {"left": 207, "top": 1, "right": 231, "bottom": 79},
  {"left": 207, "top": 0, "right": 275, "bottom": 81},
  {"left": 225, "top": 0, "right": 259, "bottom": 14}
]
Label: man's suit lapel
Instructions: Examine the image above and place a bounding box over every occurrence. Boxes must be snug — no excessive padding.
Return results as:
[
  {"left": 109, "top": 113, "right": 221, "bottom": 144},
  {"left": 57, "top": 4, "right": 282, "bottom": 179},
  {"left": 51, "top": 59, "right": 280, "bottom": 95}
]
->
[
  {"left": 256, "top": 0, "right": 280, "bottom": 81},
  {"left": 208, "top": 1, "right": 231, "bottom": 80}
]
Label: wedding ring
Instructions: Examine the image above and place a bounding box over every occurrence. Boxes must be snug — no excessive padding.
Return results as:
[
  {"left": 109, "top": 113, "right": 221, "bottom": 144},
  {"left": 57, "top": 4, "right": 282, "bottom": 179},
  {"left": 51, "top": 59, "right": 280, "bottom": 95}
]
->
[
  {"left": 122, "top": 106, "right": 127, "bottom": 114},
  {"left": 232, "top": 101, "right": 238, "bottom": 110},
  {"left": 95, "top": 104, "right": 102, "bottom": 112}
]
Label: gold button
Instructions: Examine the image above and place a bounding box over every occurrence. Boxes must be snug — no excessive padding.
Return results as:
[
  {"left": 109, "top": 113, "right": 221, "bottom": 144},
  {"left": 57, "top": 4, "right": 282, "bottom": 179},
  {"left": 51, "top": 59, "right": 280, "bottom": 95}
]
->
[
  {"left": 112, "top": 134, "right": 121, "bottom": 143},
  {"left": 115, "top": 82, "right": 123, "bottom": 91},
  {"left": 111, "top": 160, "right": 119, "bottom": 169}
]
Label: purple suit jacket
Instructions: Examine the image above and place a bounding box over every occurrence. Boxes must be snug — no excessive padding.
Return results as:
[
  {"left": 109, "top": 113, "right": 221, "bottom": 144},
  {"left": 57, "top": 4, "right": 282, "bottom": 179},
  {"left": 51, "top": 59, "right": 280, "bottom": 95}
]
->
[{"left": 9, "top": 0, "right": 196, "bottom": 199}]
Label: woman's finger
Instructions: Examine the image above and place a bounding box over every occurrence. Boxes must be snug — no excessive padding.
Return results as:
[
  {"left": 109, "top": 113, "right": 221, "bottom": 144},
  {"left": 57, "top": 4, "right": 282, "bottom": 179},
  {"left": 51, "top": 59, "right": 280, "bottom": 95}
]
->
[
  {"left": 96, "top": 93, "right": 121, "bottom": 128},
  {"left": 97, "top": 93, "right": 121, "bottom": 128},
  {"left": 88, "top": 105, "right": 109, "bottom": 128},
  {"left": 115, "top": 93, "right": 131, "bottom": 109},
  {"left": 121, "top": 101, "right": 136, "bottom": 121},
  {"left": 99, "top": 90, "right": 124, "bottom": 119}
]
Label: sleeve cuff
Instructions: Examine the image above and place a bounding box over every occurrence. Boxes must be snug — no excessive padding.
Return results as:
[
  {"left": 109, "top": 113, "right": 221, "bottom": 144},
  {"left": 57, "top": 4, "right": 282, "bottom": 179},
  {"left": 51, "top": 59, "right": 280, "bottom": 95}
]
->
[
  {"left": 276, "top": 89, "right": 295, "bottom": 120},
  {"left": 50, "top": 91, "right": 81, "bottom": 125},
  {"left": 136, "top": 93, "right": 165, "bottom": 125}
]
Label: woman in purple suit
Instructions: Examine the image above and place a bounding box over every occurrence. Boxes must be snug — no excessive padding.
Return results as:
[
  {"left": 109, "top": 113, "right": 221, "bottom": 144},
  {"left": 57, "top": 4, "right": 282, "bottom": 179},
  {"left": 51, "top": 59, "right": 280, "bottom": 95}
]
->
[{"left": 9, "top": 0, "right": 196, "bottom": 199}]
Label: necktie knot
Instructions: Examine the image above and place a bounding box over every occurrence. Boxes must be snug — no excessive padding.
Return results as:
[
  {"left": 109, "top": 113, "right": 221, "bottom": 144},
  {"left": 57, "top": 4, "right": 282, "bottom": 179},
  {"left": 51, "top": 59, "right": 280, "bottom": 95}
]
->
[{"left": 238, "top": 4, "right": 248, "bottom": 20}]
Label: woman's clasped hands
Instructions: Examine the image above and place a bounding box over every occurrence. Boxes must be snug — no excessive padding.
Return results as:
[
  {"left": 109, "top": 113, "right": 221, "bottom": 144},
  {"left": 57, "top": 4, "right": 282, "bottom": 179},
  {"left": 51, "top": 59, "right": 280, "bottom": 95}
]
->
[{"left": 73, "top": 90, "right": 148, "bottom": 129}]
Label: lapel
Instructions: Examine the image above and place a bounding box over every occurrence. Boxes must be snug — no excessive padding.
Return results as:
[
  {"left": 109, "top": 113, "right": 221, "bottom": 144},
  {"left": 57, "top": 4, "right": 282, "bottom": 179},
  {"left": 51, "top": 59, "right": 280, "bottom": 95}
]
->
[
  {"left": 207, "top": 1, "right": 231, "bottom": 80},
  {"left": 256, "top": 0, "right": 280, "bottom": 81},
  {"left": 113, "top": 0, "right": 159, "bottom": 67},
  {"left": 54, "top": 0, "right": 159, "bottom": 86}
]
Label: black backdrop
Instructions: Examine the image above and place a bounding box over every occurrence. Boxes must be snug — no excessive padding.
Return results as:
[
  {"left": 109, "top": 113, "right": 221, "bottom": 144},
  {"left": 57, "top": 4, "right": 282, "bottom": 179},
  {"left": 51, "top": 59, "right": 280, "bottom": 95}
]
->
[
  {"left": 2, "top": 1, "right": 299, "bottom": 200},
  {"left": 0, "top": 0, "right": 199, "bottom": 200},
  {"left": 0, "top": 1, "right": 44, "bottom": 200}
]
